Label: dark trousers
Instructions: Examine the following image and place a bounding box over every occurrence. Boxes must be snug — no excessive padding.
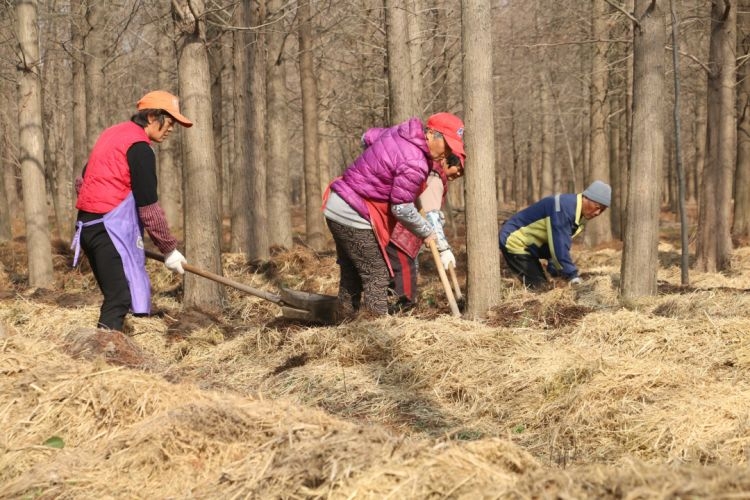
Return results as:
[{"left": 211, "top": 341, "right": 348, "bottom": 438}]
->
[
  {"left": 326, "top": 218, "right": 390, "bottom": 316},
  {"left": 79, "top": 220, "right": 132, "bottom": 331},
  {"left": 500, "top": 245, "right": 548, "bottom": 290},
  {"left": 386, "top": 242, "right": 417, "bottom": 302}
]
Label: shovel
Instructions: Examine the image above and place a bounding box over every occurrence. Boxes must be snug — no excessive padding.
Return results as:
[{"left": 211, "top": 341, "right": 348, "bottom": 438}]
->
[
  {"left": 427, "top": 241, "right": 461, "bottom": 317},
  {"left": 145, "top": 250, "right": 337, "bottom": 324}
]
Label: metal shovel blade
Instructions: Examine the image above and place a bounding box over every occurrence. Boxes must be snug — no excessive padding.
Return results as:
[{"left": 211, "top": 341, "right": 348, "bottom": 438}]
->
[{"left": 279, "top": 288, "right": 338, "bottom": 324}]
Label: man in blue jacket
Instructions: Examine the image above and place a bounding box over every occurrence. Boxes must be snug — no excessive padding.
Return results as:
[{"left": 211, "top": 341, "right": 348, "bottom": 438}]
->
[{"left": 499, "top": 180, "right": 611, "bottom": 290}]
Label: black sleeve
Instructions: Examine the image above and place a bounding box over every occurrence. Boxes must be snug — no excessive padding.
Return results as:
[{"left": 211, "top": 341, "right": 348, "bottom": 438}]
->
[{"left": 127, "top": 142, "right": 159, "bottom": 207}]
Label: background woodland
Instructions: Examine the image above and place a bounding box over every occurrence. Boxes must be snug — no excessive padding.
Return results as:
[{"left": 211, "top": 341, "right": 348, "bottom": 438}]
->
[{"left": 1, "top": 0, "right": 749, "bottom": 315}]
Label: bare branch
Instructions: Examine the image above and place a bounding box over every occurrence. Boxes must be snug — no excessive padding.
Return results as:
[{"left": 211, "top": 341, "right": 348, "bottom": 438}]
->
[{"left": 604, "top": 0, "right": 640, "bottom": 27}]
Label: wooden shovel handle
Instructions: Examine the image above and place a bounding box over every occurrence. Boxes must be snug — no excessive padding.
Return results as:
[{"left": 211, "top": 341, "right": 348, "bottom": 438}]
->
[
  {"left": 144, "top": 249, "right": 282, "bottom": 305},
  {"left": 428, "top": 240, "right": 461, "bottom": 317}
]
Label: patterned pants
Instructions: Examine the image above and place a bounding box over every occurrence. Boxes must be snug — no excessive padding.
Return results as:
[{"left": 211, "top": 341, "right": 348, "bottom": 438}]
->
[{"left": 326, "top": 218, "right": 390, "bottom": 316}]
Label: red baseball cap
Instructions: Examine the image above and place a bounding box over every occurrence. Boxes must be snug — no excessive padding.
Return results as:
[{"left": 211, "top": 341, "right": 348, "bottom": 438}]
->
[
  {"left": 137, "top": 90, "right": 193, "bottom": 127},
  {"left": 427, "top": 112, "right": 465, "bottom": 158}
]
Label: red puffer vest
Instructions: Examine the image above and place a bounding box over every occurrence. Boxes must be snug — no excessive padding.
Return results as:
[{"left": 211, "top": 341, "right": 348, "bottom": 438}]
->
[{"left": 76, "top": 121, "right": 151, "bottom": 213}]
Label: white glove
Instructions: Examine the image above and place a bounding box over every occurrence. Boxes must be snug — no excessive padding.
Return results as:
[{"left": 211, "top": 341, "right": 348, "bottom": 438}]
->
[
  {"left": 569, "top": 277, "right": 582, "bottom": 286},
  {"left": 439, "top": 249, "right": 456, "bottom": 270},
  {"left": 164, "top": 249, "right": 187, "bottom": 275}
]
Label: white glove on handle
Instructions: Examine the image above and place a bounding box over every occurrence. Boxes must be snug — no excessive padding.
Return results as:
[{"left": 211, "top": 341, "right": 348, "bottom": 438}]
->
[
  {"left": 164, "top": 249, "right": 187, "bottom": 275},
  {"left": 570, "top": 277, "right": 582, "bottom": 286},
  {"left": 439, "top": 249, "right": 456, "bottom": 271}
]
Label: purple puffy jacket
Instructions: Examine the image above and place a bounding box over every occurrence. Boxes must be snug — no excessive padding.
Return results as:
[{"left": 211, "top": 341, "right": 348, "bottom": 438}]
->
[{"left": 329, "top": 117, "right": 431, "bottom": 220}]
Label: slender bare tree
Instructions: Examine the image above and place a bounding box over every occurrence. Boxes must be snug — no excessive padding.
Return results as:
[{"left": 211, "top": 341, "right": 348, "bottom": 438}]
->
[
  {"left": 157, "top": 35, "right": 181, "bottom": 231},
  {"left": 385, "top": 0, "right": 415, "bottom": 121},
  {"left": 231, "top": 2, "right": 252, "bottom": 254},
  {"left": 696, "top": 0, "right": 736, "bottom": 272},
  {"left": 620, "top": 0, "right": 666, "bottom": 300},
  {"left": 0, "top": 110, "right": 10, "bottom": 241},
  {"left": 70, "top": 0, "right": 87, "bottom": 180},
  {"left": 84, "top": 0, "right": 105, "bottom": 150},
  {"left": 16, "top": 0, "right": 54, "bottom": 287},
  {"left": 586, "top": 0, "right": 612, "bottom": 246},
  {"left": 733, "top": 0, "right": 750, "bottom": 239},
  {"left": 248, "top": 0, "right": 269, "bottom": 260},
  {"left": 463, "top": 0, "right": 502, "bottom": 318},
  {"left": 298, "top": 0, "right": 325, "bottom": 251},
  {"left": 266, "top": 0, "right": 292, "bottom": 249},
  {"left": 173, "top": 0, "right": 224, "bottom": 310}
]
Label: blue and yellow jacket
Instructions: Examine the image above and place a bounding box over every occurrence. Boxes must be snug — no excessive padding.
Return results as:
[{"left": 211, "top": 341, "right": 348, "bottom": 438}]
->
[{"left": 499, "top": 193, "right": 585, "bottom": 279}]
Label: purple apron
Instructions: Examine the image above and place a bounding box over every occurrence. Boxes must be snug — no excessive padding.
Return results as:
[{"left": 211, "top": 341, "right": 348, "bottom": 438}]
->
[{"left": 71, "top": 193, "right": 151, "bottom": 314}]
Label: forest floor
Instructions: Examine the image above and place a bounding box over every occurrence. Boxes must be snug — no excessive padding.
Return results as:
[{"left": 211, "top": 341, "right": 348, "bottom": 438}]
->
[{"left": 1, "top": 213, "right": 750, "bottom": 498}]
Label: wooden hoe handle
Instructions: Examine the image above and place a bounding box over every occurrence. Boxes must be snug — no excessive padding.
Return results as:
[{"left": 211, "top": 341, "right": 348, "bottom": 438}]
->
[{"left": 428, "top": 240, "right": 461, "bottom": 317}]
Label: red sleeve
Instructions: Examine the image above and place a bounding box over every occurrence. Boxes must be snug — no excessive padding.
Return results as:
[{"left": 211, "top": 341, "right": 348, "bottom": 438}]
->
[{"left": 138, "top": 202, "right": 178, "bottom": 254}]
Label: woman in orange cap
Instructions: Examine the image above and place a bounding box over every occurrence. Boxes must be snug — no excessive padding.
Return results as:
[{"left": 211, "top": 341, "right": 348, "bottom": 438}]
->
[{"left": 72, "top": 90, "right": 192, "bottom": 331}]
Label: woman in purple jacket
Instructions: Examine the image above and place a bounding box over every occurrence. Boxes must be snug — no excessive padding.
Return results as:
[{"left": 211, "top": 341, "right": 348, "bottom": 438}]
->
[{"left": 323, "top": 113, "right": 465, "bottom": 317}]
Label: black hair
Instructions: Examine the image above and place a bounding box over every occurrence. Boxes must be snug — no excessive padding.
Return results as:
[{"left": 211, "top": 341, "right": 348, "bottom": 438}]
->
[{"left": 131, "top": 109, "right": 172, "bottom": 128}]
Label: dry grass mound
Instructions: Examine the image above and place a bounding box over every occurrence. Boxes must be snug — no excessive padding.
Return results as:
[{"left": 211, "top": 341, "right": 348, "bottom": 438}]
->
[{"left": 2, "top": 235, "right": 750, "bottom": 498}]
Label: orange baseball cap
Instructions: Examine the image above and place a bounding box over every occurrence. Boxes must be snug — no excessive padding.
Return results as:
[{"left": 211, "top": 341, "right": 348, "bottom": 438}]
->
[
  {"left": 136, "top": 90, "right": 193, "bottom": 127},
  {"left": 427, "top": 112, "right": 464, "bottom": 158}
]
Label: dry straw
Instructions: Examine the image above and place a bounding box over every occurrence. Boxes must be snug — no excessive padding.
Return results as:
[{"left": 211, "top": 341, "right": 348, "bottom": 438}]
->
[{"left": 1, "top": 241, "right": 750, "bottom": 498}]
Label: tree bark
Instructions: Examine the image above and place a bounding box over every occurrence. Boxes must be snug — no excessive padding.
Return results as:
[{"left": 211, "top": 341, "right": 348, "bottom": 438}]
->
[
  {"left": 586, "top": 0, "right": 612, "bottom": 246},
  {"left": 620, "top": 0, "right": 666, "bottom": 301},
  {"left": 298, "top": 0, "right": 326, "bottom": 251},
  {"left": 230, "top": 3, "right": 252, "bottom": 254},
  {"left": 385, "top": 0, "right": 415, "bottom": 121},
  {"left": 0, "top": 110, "right": 11, "bottom": 242},
  {"left": 16, "top": 0, "right": 54, "bottom": 288},
  {"left": 84, "top": 0, "right": 105, "bottom": 150},
  {"left": 266, "top": 0, "right": 293, "bottom": 249},
  {"left": 463, "top": 0, "right": 502, "bottom": 318},
  {"left": 733, "top": 0, "right": 750, "bottom": 239},
  {"left": 248, "top": 0, "right": 269, "bottom": 260},
  {"left": 173, "top": 0, "right": 224, "bottom": 310},
  {"left": 157, "top": 37, "right": 181, "bottom": 232},
  {"left": 70, "top": 0, "right": 87, "bottom": 181},
  {"left": 696, "top": 0, "right": 736, "bottom": 271}
]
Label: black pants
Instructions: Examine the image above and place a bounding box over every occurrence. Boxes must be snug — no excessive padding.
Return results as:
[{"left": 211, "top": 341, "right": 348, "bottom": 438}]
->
[
  {"left": 79, "top": 217, "right": 131, "bottom": 331},
  {"left": 500, "top": 245, "right": 548, "bottom": 290}
]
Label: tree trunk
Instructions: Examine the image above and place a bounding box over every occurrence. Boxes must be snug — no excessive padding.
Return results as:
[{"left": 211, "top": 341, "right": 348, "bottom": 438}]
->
[
  {"left": 463, "top": 0, "right": 502, "bottom": 318},
  {"left": 733, "top": 0, "right": 750, "bottom": 240},
  {"left": 50, "top": 46, "right": 74, "bottom": 242},
  {"left": 299, "top": 0, "right": 326, "bottom": 251},
  {"left": 266, "top": 0, "right": 293, "bottom": 249},
  {"left": 620, "top": 0, "right": 666, "bottom": 301},
  {"left": 671, "top": 0, "right": 690, "bottom": 284},
  {"left": 173, "top": 0, "right": 224, "bottom": 310},
  {"left": 70, "top": 0, "right": 87, "bottom": 179},
  {"left": 586, "top": 0, "right": 612, "bottom": 246},
  {"left": 230, "top": 2, "right": 252, "bottom": 254},
  {"left": 157, "top": 39, "right": 181, "bottom": 232},
  {"left": 0, "top": 111, "right": 11, "bottom": 241},
  {"left": 696, "top": 0, "right": 736, "bottom": 271},
  {"left": 539, "top": 71, "right": 554, "bottom": 197},
  {"left": 248, "top": 0, "right": 269, "bottom": 260},
  {"left": 385, "top": 0, "right": 415, "bottom": 121},
  {"left": 84, "top": 0, "right": 105, "bottom": 150},
  {"left": 16, "top": 0, "right": 54, "bottom": 288},
  {"left": 407, "top": 0, "right": 425, "bottom": 114},
  {"left": 220, "top": 30, "right": 234, "bottom": 225}
]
